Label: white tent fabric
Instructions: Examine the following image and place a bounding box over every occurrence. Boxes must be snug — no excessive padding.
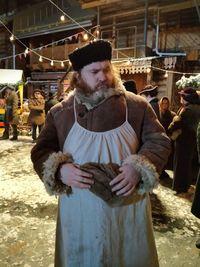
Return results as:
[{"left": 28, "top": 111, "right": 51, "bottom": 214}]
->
[{"left": 0, "top": 69, "right": 23, "bottom": 84}]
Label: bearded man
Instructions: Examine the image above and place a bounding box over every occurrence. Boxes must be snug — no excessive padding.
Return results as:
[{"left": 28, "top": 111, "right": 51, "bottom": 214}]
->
[{"left": 31, "top": 40, "right": 171, "bottom": 267}]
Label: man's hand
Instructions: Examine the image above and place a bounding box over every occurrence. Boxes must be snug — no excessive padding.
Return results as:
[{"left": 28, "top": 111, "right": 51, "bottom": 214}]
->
[
  {"left": 109, "top": 164, "right": 140, "bottom": 196},
  {"left": 60, "top": 163, "right": 94, "bottom": 189}
]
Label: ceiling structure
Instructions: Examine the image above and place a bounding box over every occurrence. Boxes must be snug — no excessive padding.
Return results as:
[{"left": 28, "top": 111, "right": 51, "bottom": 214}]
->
[{"left": 79, "top": 0, "right": 200, "bottom": 29}]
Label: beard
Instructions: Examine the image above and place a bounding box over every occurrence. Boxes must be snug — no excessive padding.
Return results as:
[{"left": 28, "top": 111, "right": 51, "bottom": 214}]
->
[{"left": 75, "top": 76, "right": 115, "bottom": 96}]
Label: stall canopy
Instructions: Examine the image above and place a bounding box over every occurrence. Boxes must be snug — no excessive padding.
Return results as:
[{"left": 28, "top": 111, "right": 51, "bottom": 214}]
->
[{"left": 0, "top": 69, "right": 23, "bottom": 85}]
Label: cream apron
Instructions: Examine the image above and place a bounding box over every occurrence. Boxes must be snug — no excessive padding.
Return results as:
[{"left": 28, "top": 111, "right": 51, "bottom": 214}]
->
[{"left": 55, "top": 98, "right": 159, "bottom": 267}]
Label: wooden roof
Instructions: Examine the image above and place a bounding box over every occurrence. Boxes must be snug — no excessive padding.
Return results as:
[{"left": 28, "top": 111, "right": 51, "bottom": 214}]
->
[{"left": 79, "top": 0, "right": 200, "bottom": 30}]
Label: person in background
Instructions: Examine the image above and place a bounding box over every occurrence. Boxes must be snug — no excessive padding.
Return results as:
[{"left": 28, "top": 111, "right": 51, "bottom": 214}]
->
[
  {"left": 168, "top": 88, "right": 200, "bottom": 194},
  {"left": 159, "top": 97, "right": 176, "bottom": 178},
  {"left": 45, "top": 92, "right": 59, "bottom": 115},
  {"left": 191, "top": 121, "right": 200, "bottom": 248},
  {"left": 31, "top": 40, "right": 170, "bottom": 267},
  {"left": 139, "top": 84, "right": 160, "bottom": 120},
  {"left": 28, "top": 89, "right": 45, "bottom": 142},
  {"left": 123, "top": 79, "right": 137, "bottom": 94},
  {"left": 159, "top": 97, "right": 176, "bottom": 132},
  {"left": 0, "top": 86, "right": 19, "bottom": 140}
]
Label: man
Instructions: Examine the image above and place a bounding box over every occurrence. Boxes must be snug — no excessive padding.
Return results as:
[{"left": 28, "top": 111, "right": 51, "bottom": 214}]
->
[
  {"left": 28, "top": 89, "right": 45, "bottom": 142},
  {"left": 123, "top": 79, "right": 137, "bottom": 94},
  {"left": 45, "top": 92, "right": 59, "bottom": 115},
  {"left": 139, "top": 84, "right": 160, "bottom": 120},
  {"left": 0, "top": 86, "right": 19, "bottom": 140},
  {"left": 31, "top": 40, "right": 171, "bottom": 267}
]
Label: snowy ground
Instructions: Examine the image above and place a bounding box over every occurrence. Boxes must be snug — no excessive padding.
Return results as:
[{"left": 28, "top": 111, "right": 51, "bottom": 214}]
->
[{"left": 0, "top": 137, "right": 200, "bottom": 267}]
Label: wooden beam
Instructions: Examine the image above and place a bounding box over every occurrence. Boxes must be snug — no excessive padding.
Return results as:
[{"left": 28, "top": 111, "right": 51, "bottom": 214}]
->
[
  {"left": 81, "top": 0, "right": 121, "bottom": 9},
  {"left": 99, "top": 1, "right": 196, "bottom": 21}
]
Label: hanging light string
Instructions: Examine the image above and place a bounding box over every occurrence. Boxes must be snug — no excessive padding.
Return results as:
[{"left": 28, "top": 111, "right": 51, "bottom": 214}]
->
[
  {"left": 48, "top": 0, "right": 96, "bottom": 39},
  {"left": 0, "top": 16, "right": 100, "bottom": 63},
  {"left": 0, "top": 1, "right": 199, "bottom": 76},
  {"left": 151, "top": 66, "right": 200, "bottom": 75},
  {"left": 48, "top": 0, "right": 129, "bottom": 59},
  {"left": 0, "top": 0, "right": 135, "bottom": 64}
]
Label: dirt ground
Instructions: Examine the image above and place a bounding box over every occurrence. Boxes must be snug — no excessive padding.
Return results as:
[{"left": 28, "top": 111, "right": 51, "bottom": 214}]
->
[{"left": 0, "top": 137, "right": 200, "bottom": 267}]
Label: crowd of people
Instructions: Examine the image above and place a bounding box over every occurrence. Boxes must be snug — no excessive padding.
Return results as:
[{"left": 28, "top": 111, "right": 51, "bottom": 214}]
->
[
  {"left": 0, "top": 39, "right": 199, "bottom": 265},
  {"left": 0, "top": 88, "right": 59, "bottom": 142},
  {"left": 124, "top": 78, "right": 200, "bottom": 195}
]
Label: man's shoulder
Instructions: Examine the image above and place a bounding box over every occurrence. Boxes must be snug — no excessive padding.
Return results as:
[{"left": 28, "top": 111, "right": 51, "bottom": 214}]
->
[
  {"left": 125, "top": 91, "right": 148, "bottom": 108},
  {"left": 50, "top": 94, "right": 74, "bottom": 115}
]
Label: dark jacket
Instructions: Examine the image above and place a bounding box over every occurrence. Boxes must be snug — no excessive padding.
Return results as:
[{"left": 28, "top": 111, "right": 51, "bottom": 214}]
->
[
  {"left": 150, "top": 98, "right": 160, "bottom": 121},
  {"left": 160, "top": 110, "right": 176, "bottom": 132},
  {"left": 45, "top": 98, "right": 59, "bottom": 115},
  {"left": 4, "top": 91, "right": 19, "bottom": 125},
  {"left": 168, "top": 103, "right": 200, "bottom": 191},
  {"left": 191, "top": 122, "right": 200, "bottom": 218}
]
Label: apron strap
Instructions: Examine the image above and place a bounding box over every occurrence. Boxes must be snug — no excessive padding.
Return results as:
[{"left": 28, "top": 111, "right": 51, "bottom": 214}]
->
[{"left": 73, "top": 96, "right": 77, "bottom": 122}]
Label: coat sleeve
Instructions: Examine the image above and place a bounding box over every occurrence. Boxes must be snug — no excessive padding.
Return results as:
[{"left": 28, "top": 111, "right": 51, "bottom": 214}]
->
[
  {"left": 124, "top": 96, "right": 171, "bottom": 194},
  {"left": 31, "top": 110, "right": 73, "bottom": 195}
]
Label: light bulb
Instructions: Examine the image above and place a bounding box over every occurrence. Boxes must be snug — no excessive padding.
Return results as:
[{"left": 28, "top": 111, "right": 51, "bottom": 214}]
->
[
  {"left": 39, "top": 56, "right": 43, "bottom": 62},
  {"left": 61, "top": 61, "right": 64, "bottom": 67},
  {"left": 164, "top": 71, "right": 168, "bottom": 78},
  {"left": 10, "top": 35, "right": 14, "bottom": 41},
  {"left": 83, "top": 33, "right": 88, "bottom": 41},
  {"left": 50, "top": 60, "right": 54, "bottom": 66},
  {"left": 146, "top": 67, "right": 151, "bottom": 73},
  {"left": 60, "top": 15, "right": 65, "bottom": 21}
]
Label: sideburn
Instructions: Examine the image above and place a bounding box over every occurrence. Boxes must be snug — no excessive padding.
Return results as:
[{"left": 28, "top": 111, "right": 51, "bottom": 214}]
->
[{"left": 70, "top": 72, "right": 93, "bottom": 96}]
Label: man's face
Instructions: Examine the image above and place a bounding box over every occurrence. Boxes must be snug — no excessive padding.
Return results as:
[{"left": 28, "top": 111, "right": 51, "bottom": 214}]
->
[
  {"left": 78, "top": 61, "right": 115, "bottom": 93},
  {"left": 34, "top": 92, "right": 42, "bottom": 99}
]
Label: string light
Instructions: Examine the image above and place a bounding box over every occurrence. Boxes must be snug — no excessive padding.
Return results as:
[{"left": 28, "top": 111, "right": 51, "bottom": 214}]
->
[
  {"left": 60, "top": 15, "right": 65, "bottom": 21},
  {"left": 127, "top": 59, "right": 131, "bottom": 65},
  {"left": 61, "top": 61, "right": 64, "bottom": 67},
  {"left": 146, "top": 67, "right": 151, "bottom": 73},
  {"left": 164, "top": 71, "right": 168, "bottom": 78},
  {"left": 24, "top": 48, "right": 29, "bottom": 54},
  {"left": 83, "top": 33, "right": 88, "bottom": 41},
  {"left": 10, "top": 35, "right": 14, "bottom": 41},
  {"left": 50, "top": 60, "right": 54, "bottom": 66},
  {"left": 39, "top": 56, "right": 43, "bottom": 62},
  {"left": 1, "top": 0, "right": 129, "bottom": 63},
  {"left": 151, "top": 66, "right": 199, "bottom": 76}
]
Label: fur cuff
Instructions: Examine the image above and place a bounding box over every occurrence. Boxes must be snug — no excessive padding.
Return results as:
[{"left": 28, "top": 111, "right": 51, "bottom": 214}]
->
[
  {"left": 42, "top": 151, "right": 73, "bottom": 196},
  {"left": 122, "top": 154, "right": 159, "bottom": 194}
]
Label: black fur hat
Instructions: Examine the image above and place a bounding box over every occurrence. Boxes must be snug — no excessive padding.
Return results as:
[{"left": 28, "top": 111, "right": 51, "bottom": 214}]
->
[
  {"left": 179, "top": 87, "right": 199, "bottom": 103},
  {"left": 123, "top": 80, "right": 137, "bottom": 94},
  {"left": 68, "top": 39, "right": 112, "bottom": 71}
]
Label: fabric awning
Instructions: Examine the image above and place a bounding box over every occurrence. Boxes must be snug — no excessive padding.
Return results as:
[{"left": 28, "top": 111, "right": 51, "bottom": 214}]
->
[{"left": 0, "top": 69, "right": 23, "bottom": 84}]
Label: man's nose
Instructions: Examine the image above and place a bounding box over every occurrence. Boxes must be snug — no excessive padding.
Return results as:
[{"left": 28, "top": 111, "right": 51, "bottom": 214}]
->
[{"left": 98, "top": 71, "right": 107, "bottom": 81}]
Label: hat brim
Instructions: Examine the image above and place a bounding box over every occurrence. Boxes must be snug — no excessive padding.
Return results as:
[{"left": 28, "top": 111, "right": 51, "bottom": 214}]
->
[{"left": 139, "top": 85, "right": 158, "bottom": 95}]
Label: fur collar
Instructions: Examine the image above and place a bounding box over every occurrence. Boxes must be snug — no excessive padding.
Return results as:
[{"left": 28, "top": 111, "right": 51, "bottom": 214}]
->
[{"left": 73, "top": 81, "right": 126, "bottom": 110}]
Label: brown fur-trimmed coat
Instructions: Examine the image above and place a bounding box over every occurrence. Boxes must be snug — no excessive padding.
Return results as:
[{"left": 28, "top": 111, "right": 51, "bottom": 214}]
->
[{"left": 31, "top": 86, "right": 171, "bottom": 197}]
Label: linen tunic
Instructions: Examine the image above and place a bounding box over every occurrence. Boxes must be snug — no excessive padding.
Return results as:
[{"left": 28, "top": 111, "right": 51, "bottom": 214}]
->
[{"left": 55, "top": 98, "right": 159, "bottom": 267}]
